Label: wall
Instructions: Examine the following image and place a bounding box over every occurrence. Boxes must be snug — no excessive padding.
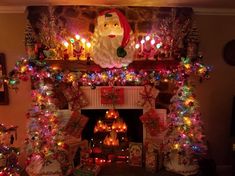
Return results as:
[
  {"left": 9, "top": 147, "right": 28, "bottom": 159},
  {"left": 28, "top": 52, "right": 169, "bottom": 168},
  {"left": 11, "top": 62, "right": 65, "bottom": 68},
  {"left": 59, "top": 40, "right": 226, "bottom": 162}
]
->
[
  {"left": 195, "top": 15, "right": 235, "bottom": 166},
  {"left": 0, "top": 10, "right": 235, "bottom": 167},
  {"left": 0, "top": 13, "right": 31, "bottom": 149}
]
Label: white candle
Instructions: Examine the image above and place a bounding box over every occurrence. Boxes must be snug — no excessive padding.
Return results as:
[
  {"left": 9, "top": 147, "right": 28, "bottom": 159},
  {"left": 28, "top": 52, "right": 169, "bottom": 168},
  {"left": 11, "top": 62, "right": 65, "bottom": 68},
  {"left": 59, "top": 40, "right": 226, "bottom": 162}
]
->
[
  {"left": 68, "top": 43, "right": 74, "bottom": 57},
  {"left": 86, "top": 42, "right": 91, "bottom": 54},
  {"left": 140, "top": 39, "right": 145, "bottom": 53}
]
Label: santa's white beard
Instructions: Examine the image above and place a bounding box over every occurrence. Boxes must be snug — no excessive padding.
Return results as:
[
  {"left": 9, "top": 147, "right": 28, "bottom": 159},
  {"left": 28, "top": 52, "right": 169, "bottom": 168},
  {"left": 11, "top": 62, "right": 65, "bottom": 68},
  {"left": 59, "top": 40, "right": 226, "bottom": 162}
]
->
[{"left": 92, "top": 35, "right": 134, "bottom": 68}]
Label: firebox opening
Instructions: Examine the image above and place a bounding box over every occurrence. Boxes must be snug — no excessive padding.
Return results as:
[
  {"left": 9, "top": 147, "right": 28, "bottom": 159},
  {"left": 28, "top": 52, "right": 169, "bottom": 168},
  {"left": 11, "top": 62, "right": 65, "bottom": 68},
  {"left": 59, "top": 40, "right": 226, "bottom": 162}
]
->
[{"left": 81, "top": 109, "right": 143, "bottom": 143}]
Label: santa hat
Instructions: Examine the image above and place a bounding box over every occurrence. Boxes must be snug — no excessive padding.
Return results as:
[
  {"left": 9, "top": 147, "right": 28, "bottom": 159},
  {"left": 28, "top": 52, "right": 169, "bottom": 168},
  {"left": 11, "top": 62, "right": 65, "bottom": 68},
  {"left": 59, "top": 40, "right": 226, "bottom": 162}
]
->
[{"left": 99, "top": 9, "right": 131, "bottom": 58}]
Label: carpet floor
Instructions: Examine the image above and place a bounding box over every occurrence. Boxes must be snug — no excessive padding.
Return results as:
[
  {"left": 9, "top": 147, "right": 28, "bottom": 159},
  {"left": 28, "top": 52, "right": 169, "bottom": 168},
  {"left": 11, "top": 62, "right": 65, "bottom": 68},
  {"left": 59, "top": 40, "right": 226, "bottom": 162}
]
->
[{"left": 99, "top": 163, "right": 183, "bottom": 176}]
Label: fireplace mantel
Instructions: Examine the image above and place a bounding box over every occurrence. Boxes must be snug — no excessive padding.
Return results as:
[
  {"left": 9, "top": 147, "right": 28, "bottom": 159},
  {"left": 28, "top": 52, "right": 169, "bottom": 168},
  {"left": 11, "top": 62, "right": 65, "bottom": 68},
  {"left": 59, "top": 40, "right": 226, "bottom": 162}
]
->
[
  {"left": 81, "top": 86, "right": 146, "bottom": 110},
  {"left": 59, "top": 86, "right": 166, "bottom": 144}
]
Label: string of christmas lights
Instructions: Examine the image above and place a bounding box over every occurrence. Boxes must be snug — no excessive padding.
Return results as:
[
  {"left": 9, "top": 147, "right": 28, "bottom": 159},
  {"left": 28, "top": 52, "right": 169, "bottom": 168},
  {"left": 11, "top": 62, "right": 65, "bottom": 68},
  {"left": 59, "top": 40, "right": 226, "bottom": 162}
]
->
[
  {"left": 25, "top": 79, "right": 68, "bottom": 173},
  {"left": 0, "top": 124, "right": 21, "bottom": 176},
  {"left": 0, "top": 57, "right": 211, "bottom": 91},
  {"left": 0, "top": 7, "right": 212, "bottom": 174},
  {"left": 164, "top": 83, "right": 207, "bottom": 164}
]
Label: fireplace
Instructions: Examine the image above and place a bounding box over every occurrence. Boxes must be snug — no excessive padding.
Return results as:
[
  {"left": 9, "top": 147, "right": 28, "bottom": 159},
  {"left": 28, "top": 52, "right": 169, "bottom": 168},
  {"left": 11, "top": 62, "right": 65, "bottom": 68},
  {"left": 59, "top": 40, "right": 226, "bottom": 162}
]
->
[
  {"left": 81, "top": 109, "right": 143, "bottom": 163},
  {"left": 81, "top": 109, "right": 143, "bottom": 143},
  {"left": 60, "top": 86, "right": 166, "bottom": 165}
]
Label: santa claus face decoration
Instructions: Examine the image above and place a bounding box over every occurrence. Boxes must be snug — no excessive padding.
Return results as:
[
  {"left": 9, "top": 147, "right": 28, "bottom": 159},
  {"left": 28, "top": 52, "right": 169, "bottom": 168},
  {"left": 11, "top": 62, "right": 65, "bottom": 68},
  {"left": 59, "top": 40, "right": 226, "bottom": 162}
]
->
[
  {"left": 91, "top": 9, "right": 134, "bottom": 68},
  {"left": 97, "top": 12, "right": 123, "bottom": 37}
]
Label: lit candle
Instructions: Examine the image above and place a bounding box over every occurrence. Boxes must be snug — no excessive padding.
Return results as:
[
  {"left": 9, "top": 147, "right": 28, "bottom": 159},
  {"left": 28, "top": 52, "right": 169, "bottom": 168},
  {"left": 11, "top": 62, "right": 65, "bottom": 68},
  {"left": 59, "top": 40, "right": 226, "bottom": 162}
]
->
[
  {"left": 135, "top": 43, "right": 140, "bottom": 49},
  {"left": 68, "top": 44, "right": 73, "bottom": 58},
  {"left": 140, "top": 39, "right": 145, "bottom": 53},
  {"left": 151, "top": 39, "right": 155, "bottom": 45},
  {"left": 86, "top": 42, "right": 91, "bottom": 54},
  {"left": 81, "top": 38, "right": 86, "bottom": 48},
  {"left": 80, "top": 38, "right": 86, "bottom": 60},
  {"left": 145, "top": 35, "right": 150, "bottom": 41},
  {"left": 63, "top": 41, "right": 69, "bottom": 48},
  {"left": 75, "top": 34, "right": 80, "bottom": 40}
]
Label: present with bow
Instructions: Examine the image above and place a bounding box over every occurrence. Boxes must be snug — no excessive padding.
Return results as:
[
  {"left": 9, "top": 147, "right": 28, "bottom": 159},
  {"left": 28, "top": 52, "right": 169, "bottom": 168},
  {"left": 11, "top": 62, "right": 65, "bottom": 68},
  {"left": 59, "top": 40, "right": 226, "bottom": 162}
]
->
[
  {"left": 140, "top": 109, "right": 165, "bottom": 136},
  {"left": 64, "top": 85, "right": 88, "bottom": 111},
  {"left": 64, "top": 111, "right": 88, "bottom": 138},
  {"left": 138, "top": 85, "right": 159, "bottom": 110},
  {"left": 26, "top": 154, "right": 63, "bottom": 176},
  {"left": 101, "top": 87, "right": 124, "bottom": 105},
  {"left": 144, "top": 140, "right": 164, "bottom": 172}
]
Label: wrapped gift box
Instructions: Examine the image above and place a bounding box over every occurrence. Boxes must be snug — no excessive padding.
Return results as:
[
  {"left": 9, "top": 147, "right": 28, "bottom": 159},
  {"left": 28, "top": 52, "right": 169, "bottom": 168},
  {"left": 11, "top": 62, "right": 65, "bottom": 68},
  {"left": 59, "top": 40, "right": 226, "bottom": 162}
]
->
[
  {"left": 101, "top": 87, "right": 124, "bottom": 105},
  {"left": 64, "top": 136, "right": 82, "bottom": 161},
  {"left": 26, "top": 157, "right": 62, "bottom": 176},
  {"left": 64, "top": 112, "right": 88, "bottom": 138},
  {"left": 145, "top": 152, "right": 156, "bottom": 172},
  {"left": 80, "top": 149, "right": 91, "bottom": 165},
  {"left": 73, "top": 164, "right": 100, "bottom": 176},
  {"left": 144, "top": 140, "right": 163, "bottom": 173},
  {"left": 64, "top": 137, "right": 89, "bottom": 166}
]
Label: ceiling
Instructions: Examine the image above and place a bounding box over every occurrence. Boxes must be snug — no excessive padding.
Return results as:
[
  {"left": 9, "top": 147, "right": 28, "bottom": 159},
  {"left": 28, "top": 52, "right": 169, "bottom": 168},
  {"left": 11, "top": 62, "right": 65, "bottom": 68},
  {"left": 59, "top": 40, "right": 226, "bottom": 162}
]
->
[{"left": 0, "top": 0, "right": 235, "bottom": 9}]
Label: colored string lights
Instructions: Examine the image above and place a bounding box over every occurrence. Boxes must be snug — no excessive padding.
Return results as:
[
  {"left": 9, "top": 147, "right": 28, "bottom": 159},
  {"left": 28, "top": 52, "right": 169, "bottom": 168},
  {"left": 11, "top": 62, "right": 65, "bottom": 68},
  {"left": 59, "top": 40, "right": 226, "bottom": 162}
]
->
[{"left": 0, "top": 57, "right": 211, "bottom": 91}]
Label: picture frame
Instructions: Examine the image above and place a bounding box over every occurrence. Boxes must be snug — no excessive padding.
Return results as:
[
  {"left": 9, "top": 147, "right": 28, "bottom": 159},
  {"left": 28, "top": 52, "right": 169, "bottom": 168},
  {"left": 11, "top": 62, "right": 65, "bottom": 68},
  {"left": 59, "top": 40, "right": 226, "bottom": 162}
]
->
[
  {"left": 129, "top": 142, "right": 143, "bottom": 167},
  {"left": 0, "top": 53, "right": 9, "bottom": 105}
]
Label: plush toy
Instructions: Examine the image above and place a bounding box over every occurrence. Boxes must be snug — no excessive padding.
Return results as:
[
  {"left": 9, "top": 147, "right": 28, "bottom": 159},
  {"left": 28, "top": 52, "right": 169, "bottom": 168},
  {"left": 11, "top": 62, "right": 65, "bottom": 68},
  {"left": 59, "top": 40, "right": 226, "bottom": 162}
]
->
[{"left": 91, "top": 9, "right": 134, "bottom": 68}]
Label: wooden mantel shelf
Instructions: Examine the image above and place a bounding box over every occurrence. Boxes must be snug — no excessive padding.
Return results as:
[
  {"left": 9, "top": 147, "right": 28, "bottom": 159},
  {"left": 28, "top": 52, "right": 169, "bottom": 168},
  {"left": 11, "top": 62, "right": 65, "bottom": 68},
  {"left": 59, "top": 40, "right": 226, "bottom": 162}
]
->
[{"left": 45, "top": 60, "right": 179, "bottom": 72}]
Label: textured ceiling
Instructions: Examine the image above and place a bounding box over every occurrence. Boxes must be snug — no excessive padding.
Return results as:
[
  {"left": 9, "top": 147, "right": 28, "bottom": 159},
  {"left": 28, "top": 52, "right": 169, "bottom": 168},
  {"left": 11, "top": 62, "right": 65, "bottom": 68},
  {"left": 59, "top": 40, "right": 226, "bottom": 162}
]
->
[{"left": 0, "top": 0, "right": 235, "bottom": 8}]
